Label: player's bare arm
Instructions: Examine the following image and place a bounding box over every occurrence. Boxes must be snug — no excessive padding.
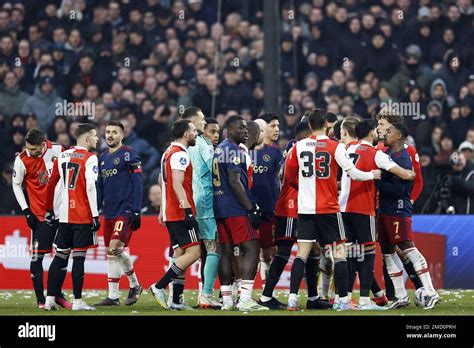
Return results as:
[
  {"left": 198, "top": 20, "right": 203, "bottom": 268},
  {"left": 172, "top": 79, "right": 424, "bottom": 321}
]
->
[
  {"left": 171, "top": 169, "right": 191, "bottom": 209},
  {"left": 228, "top": 170, "right": 253, "bottom": 212}
]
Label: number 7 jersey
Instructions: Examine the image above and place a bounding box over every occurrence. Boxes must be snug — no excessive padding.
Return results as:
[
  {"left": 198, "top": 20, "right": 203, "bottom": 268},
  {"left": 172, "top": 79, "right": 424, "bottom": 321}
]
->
[
  {"left": 286, "top": 135, "right": 356, "bottom": 214},
  {"left": 48, "top": 146, "right": 98, "bottom": 224}
]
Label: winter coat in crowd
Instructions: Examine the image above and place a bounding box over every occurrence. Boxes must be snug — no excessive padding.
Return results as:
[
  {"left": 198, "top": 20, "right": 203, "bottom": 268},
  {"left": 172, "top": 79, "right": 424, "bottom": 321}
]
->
[{"left": 20, "top": 85, "right": 62, "bottom": 130}]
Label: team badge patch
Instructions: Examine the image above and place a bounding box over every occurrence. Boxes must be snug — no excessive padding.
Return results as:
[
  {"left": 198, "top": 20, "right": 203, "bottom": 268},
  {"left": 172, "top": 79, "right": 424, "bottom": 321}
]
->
[
  {"left": 93, "top": 165, "right": 99, "bottom": 173},
  {"left": 180, "top": 157, "right": 187, "bottom": 165},
  {"left": 51, "top": 156, "right": 57, "bottom": 163},
  {"left": 263, "top": 154, "right": 271, "bottom": 162},
  {"left": 232, "top": 156, "right": 241, "bottom": 165},
  {"left": 12, "top": 169, "right": 16, "bottom": 177},
  {"left": 114, "top": 157, "right": 120, "bottom": 165}
]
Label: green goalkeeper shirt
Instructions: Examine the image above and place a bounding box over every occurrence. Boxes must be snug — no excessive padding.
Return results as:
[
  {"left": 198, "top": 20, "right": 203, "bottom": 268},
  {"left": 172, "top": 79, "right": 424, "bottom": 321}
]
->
[{"left": 188, "top": 135, "right": 215, "bottom": 219}]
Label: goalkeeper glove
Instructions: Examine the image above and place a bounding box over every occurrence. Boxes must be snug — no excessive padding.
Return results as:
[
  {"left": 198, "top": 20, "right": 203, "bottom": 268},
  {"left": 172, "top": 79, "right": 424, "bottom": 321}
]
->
[{"left": 23, "top": 208, "right": 39, "bottom": 230}]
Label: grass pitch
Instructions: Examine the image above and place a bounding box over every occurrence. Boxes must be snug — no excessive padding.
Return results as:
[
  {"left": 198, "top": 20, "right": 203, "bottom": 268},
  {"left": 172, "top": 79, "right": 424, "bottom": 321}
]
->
[{"left": 0, "top": 289, "right": 473, "bottom": 316}]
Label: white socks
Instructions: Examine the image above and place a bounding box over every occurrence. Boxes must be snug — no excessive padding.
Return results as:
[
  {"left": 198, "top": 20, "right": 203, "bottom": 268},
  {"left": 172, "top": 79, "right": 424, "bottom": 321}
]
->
[
  {"left": 240, "top": 280, "right": 254, "bottom": 303},
  {"left": 259, "top": 259, "right": 271, "bottom": 285},
  {"left": 107, "top": 255, "right": 121, "bottom": 299},
  {"left": 404, "top": 247, "right": 436, "bottom": 296},
  {"left": 384, "top": 253, "right": 408, "bottom": 299},
  {"left": 116, "top": 249, "right": 139, "bottom": 288}
]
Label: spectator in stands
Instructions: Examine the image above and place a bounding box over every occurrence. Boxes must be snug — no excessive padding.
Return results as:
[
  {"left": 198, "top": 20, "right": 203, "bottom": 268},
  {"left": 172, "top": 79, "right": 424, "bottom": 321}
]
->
[
  {"left": 450, "top": 151, "right": 474, "bottom": 214},
  {"left": 0, "top": 71, "right": 28, "bottom": 121},
  {"left": 20, "top": 76, "right": 62, "bottom": 130},
  {"left": 0, "top": 161, "right": 21, "bottom": 214},
  {"left": 121, "top": 117, "right": 160, "bottom": 176},
  {"left": 387, "top": 44, "right": 432, "bottom": 99},
  {"left": 142, "top": 184, "right": 162, "bottom": 215}
]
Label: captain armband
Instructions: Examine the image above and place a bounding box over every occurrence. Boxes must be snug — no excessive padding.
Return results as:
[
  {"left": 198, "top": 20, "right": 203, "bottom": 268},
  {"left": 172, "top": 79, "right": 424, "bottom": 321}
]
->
[{"left": 129, "top": 162, "right": 143, "bottom": 174}]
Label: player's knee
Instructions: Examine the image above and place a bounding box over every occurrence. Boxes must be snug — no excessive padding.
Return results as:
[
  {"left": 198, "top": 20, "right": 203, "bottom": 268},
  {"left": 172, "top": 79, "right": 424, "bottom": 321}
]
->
[
  {"left": 363, "top": 244, "right": 376, "bottom": 254},
  {"left": 108, "top": 247, "right": 124, "bottom": 256},
  {"left": 187, "top": 245, "right": 201, "bottom": 262},
  {"left": 397, "top": 241, "right": 414, "bottom": 252},
  {"left": 333, "top": 243, "right": 346, "bottom": 260},
  {"left": 203, "top": 239, "right": 217, "bottom": 253}
]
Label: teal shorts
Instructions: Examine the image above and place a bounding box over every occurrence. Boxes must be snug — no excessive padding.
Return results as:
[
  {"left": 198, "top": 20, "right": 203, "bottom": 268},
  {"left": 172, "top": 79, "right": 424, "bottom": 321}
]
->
[{"left": 197, "top": 218, "right": 217, "bottom": 240}]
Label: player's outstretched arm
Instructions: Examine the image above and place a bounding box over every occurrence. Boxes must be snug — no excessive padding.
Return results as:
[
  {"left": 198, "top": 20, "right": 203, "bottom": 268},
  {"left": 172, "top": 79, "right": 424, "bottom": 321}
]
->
[
  {"left": 375, "top": 150, "right": 415, "bottom": 181},
  {"left": 335, "top": 143, "right": 378, "bottom": 181}
]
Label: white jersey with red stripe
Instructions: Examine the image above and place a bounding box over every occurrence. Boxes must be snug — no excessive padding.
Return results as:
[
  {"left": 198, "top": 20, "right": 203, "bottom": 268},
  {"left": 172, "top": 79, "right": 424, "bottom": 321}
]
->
[
  {"left": 12, "top": 141, "right": 64, "bottom": 220},
  {"left": 286, "top": 135, "right": 359, "bottom": 214},
  {"left": 239, "top": 143, "right": 254, "bottom": 189},
  {"left": 339, "top": 140, "right": 397, "bottom": 216},
  {"left": 49, "top": 146, "right": 98, "bottom": 224}
]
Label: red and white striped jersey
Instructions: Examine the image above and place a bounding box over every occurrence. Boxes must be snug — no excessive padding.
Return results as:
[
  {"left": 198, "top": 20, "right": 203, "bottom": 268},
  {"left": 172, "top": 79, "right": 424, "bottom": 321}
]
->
[
  {"left": 275, "top": 147, "right": 298, "bottom": 218},
  {"left": 239, "top": 143, "right": 254, "bottom": 189},
  {"left": 339, "top": 140, "right": 397, "bottom": 216},
  {"left": 47, "top": 146, "right": 98, "bottom": 224},
  {"left": 286, "top": 135, "right": 359, "bottom": 214},
  {"left": 12, "top": 141, "right": 64, "bottom": 220},
  {"left": 161, "top": 142, "right": 196, "bottom": 222}
]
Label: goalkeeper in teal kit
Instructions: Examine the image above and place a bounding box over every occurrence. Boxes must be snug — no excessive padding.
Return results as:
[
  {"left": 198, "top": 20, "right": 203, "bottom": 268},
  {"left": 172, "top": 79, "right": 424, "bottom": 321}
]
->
[{"left": 183, "top": 107, "right": 221, "bottom": 309}]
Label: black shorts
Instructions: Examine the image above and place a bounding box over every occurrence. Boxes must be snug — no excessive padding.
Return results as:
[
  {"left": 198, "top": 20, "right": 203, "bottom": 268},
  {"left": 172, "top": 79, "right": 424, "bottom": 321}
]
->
[
  {"left": 166, "top": 220, "right": 200, "bottom": 250},
  {"left": 297, "top": 213, "right": 346, "bottom": 245},
  {"left": 31, "top": 221, "right": 58, "bottom": 254},
  {"left": 54, "top": 223, "right": 98, "bottom": 252},
  {"left": 275, "top": 216, "right": 297, "bottom": 242},
  {"left": 342, "top": 213, "right": 376, "bottom": 245}
]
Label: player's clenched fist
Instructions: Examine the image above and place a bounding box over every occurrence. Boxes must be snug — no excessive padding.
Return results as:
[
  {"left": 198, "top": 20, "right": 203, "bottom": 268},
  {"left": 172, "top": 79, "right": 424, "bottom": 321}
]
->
[
  {"left": 247, "top": 206, "right": 261, "bottom": 229},
  {"left": 371, "top": 169, "right": 381, "bottom": 180},
  {"left": 91, "top": 216, "right": 101, "bottom": 232},
  {"left": 184, "top": 208, "right": 196, "bottom": 229}
]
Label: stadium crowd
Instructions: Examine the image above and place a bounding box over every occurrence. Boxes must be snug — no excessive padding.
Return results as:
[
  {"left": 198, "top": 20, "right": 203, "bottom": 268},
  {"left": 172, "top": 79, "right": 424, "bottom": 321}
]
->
[{"left": 0, "top": 0, "right": 473, "bottom": 214}]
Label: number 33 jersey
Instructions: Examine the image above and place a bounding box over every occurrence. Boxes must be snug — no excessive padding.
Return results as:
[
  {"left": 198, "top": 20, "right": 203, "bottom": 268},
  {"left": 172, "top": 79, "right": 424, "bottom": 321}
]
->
[
  {"left": 286, "top": 135, "right": 356, "bottom": 214},
  {"left": 48, "top": 146, "right": 98, "bottom": 224}
]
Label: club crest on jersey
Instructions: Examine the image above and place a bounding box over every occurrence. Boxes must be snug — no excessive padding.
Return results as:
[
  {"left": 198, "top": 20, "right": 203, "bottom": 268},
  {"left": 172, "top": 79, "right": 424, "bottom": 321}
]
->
[
  {"left": 179, "top": 157, "right": 187, "bottom": 165},
  {"left": 93, "top": 165, "right": 99, "bottom": 173},
  {"left": 263, "top": 154, "right": 271, "bottom": 162},
  {"left": 101, "top": 161, "right": 105, "bottom": 166},
  {"left": 114, "top": 157, "right": 120, "bottom": 165},
  {"left": 51, "top": 156, "right": 57, "bottom": 163}
]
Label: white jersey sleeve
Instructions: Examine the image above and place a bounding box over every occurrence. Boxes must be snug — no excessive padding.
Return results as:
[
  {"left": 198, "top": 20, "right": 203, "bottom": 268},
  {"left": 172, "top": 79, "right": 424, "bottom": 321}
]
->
[
  {"left": 170, "top": 151, "right": 190, "bottom": 171},
  {"left": 335, "top": 143, "right": 355, "bottom": 171},
  {"left": 375, "top": 150, "right": 397, "bottom": 171},
  {"left": 12, "top": 156, "right": 28, "bottom": 210},
  {"left": 85, "top": 155, "right": 99, "bottom": 181}
]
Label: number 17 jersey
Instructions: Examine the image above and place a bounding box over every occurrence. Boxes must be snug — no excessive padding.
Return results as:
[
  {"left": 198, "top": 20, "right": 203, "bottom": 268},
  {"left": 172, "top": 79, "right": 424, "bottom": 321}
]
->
[{"left": 48, "top": 146, "right": 98, "bottom": 224}]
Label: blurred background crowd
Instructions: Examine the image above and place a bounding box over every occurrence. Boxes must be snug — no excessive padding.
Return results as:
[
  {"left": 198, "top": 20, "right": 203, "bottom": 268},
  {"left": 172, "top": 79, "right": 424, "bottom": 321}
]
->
[{"left": 0, "top": 0, "right": 473, "bottom": 215}]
